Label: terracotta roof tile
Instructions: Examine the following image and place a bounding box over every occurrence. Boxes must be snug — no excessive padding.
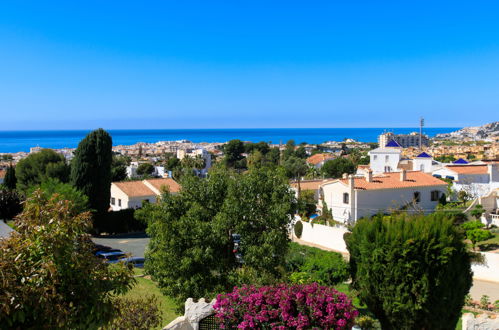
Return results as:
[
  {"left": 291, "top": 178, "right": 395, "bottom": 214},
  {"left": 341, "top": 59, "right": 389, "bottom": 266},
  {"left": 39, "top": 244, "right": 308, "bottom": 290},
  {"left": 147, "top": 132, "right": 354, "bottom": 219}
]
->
[
  {"left": 290, "top": 180, "right": 326, "bottom": 190},
  {"left": 145, "top": 178, "right": 181, "bottom": 193},
  {"left": 330, "top": 171, "right": 447, "bottom": 190},
  {"left": 445, "top": 165, "right": 488, "bottom": 175},
  {"left": 113, "top": 181, "right": 155, "bottom": 197},
  {"left": 306, "top": 153, "right": 335, "bottom": 165}
]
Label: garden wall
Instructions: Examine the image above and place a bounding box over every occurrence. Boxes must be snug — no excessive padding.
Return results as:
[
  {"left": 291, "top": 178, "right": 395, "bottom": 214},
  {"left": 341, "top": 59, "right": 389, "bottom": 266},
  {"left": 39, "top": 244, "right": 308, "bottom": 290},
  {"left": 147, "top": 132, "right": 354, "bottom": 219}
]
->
[
  {"left": 295, "top": 221, "right": 349, "bottom": 254},
  {"left": 471, "top": 251, "right": 499, "bottom": 282}
]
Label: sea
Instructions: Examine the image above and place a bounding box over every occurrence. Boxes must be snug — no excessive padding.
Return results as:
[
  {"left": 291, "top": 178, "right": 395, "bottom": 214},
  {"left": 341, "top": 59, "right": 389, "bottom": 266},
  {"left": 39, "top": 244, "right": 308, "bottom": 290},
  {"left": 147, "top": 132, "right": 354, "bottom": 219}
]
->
[{"left": 0, "top": 128, "right": 460, "bottom": 153}]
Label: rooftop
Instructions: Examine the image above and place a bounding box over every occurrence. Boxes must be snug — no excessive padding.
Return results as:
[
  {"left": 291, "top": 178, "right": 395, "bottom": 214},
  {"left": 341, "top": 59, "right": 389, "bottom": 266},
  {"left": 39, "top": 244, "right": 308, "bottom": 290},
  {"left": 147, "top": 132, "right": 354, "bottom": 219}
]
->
[
  {"left": 144, "top": 178, "right": 181, "bottom": 193},
  {"left": 416, "top": 152, "right": 432, "bottom": 158},
  {"left": 445, "top": 165, "right": 488, "bottom": 175},
  {"left": 306, "top": 153, "right": 335, "bottom": 165},
  {"left": 329, "top": 171, "right": 447, "bottom": 190},
  {"left": 113, "top": 181, "right": 155, "bottom": 197},
  {"left": 385, "top": 140, "right": 402, "bottom": 148}
]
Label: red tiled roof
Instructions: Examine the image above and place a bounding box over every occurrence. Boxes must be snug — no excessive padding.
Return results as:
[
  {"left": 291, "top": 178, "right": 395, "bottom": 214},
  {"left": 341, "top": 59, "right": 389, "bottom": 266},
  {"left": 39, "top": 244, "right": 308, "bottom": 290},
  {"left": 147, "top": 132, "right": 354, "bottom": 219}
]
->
[
  {"left": 306, "top": 153, "right": 335, "bottom": 165},
  {"left": 445, "top": 165, "right": 488, "bottom": 175},
  {"left": 113, "top": 181, "right": 155, "bottom": 197},
  {"left": 333, "top": 171, "right": 447, "bottom": 190},
  {"left": 290, "top": 180, "right": 326, "bottom": 191},
  {"left": 145, "top": 178, "right": 181, "bottom": 193}
]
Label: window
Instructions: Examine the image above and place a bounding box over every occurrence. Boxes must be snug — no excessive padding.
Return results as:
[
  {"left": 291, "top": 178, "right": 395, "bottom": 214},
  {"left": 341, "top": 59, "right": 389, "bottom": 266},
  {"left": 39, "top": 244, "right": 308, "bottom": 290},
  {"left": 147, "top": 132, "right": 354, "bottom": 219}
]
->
[
  {"left": 413, "top": 192, "right": 420, "bottom": 203},
  {"left": 385, "top": 155, "right": 389, "bottom": 162},
  {"left": 111, "top": 197, "right": 115, "bottom": 205},
  {"left": 343, "top": 192, "right": 349, "bottom": 204},
  {"left": 118, "top": 199, "right": 122, "bottom": 207},
  {"left": 420, "top": 164, "right": 425, "bottom": 172},
  {"left": 431, "top": 190, "right": 440, "bottom": 201},
  {"left": 384, "top": 166, "right": 391, "bottom": 172},
  {"left": 373, "top": 155, "right": 377, "bottom": 160}
]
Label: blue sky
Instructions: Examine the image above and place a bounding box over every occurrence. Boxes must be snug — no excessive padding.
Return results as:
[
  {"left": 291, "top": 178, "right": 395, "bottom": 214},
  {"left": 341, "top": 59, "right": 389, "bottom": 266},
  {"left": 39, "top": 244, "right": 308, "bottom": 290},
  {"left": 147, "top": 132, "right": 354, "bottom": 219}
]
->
[{"left": 0, "top": 1, "right": 498, "bottom": 130}]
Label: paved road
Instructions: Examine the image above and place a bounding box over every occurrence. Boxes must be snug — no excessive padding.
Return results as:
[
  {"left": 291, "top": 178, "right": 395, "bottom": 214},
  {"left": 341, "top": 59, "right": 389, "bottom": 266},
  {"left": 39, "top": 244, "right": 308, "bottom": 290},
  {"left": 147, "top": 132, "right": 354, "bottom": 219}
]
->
[
  {"left": 470, "top": 279, "right": 499, "bottom": 301},
  {"left": 92, "top": 232, "right": 150, "bottom": 258}
]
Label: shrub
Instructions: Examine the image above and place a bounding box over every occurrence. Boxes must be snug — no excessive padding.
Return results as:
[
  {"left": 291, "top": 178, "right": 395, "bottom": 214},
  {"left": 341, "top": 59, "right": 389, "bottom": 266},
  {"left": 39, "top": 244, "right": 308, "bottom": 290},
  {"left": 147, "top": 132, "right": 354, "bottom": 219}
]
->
[
  {"left": 294, "top": 221, "right": 303, "bottom": 238},
  {"left": 0, "top": 188, "right": 23, "bottom": 221},
  {"left": 480, "top": 295, "right": 491, "bottom": 310},
  {"left": 213, "top": 283, "right": 357, "bottom": 329},
  {"left": 346, "top": 213, "right": 473, "bottom": 330},
  {"left": 94, "top": 209, "right": 145, "bottom": 234},
  {"left": 105, "top": 295, "right": 162, "bottom": 330},
  {"left": 356, "top": 315, "right": 379, "bottom": 330}
]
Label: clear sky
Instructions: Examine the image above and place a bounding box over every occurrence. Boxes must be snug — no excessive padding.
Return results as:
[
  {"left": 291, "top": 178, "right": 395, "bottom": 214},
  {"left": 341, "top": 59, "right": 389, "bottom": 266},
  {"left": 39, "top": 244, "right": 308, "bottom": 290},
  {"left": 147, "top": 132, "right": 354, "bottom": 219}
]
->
[{"left": 0, "top": 1, "right": 498, "bottom": 130}]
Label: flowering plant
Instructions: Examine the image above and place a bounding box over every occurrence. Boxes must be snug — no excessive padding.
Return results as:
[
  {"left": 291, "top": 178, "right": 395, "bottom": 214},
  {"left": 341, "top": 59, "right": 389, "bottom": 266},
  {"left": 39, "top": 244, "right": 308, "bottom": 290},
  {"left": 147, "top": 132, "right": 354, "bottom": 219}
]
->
[{"left": 213, "top": 283, "right": 357, "bottom": 329}]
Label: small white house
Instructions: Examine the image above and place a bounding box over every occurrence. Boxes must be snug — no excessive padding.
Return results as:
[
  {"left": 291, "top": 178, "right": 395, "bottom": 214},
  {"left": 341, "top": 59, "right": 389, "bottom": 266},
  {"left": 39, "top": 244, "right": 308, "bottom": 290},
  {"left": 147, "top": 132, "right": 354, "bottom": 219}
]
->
[
  {"left": 367, "top": 141, "right": 402, "bottom": 174},
  {"left": 110, "top": 178, "right": 181, "bottom": 211},
  {"left": 320, "top": 170, "right": 447, "bottom": 224},
  {"left": 432, "top": 164, "right": 499, "bottom": 198},
  {"left": 177, "top": 148, "right": 212, "bottom": 177},
  {"left": 306, "top": 153, "right": 336, "bottom": 169}
]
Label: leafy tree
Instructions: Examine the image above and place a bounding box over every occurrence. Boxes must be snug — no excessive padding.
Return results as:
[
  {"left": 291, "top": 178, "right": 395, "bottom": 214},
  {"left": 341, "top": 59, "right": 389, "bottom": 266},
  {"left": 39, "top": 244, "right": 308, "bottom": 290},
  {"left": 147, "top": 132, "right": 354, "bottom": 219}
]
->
[
  {"left": 164, "top": 156, "right": 181, "bottom": 171},
  {"left": 4, "top": 165, "right": 17, "bottom": 190},
  {"left": 16, "top": 149, "right": 69, "bottom": 192},
  {"left": 294, "top": 146, "right": 307, "bottom": 159},
  {"left": 461, "top": 220, "right": 492, "bottom": 250},
  {"left": 282, "top": 139, "right": 296, "bottom": 161},
  {"left": 283, "top": 156, "right": 308, "bottom": 196},
  {"left": 0, "top": 191, "right": 133, "bottom": 328},
  {"left": 70, "top": 128, "right": 113, "bottom": 215},
  {"left": 28, "top": 178, "right": 89, "bottom": 215},
  {"left": 104, "top": 295, "right": 162, "bottom": 330},
  {"left": 266, "top": 147, "right": 281, "bottom": 165},
  {"left": 244, "top": 141, "right": 270, "bottom": 155},
  {"left": 346, "top": 213, "right": 473, "bottom": 330},
  {"left": 321, "top": 157, "right": 356, "bottom": 178},
  {"left": 296, "top": 189, "right": 317, "bottom": 218},
  {"left": 181, "top": 155, "right": 205, "bottom": 171},
  {"left": 136, "top": 163, "right": 155, "bottom": 176},
  {"left": 0, "top": 188, "right": 23, "bottom": 221},
  {"left": 111, "top": 155, "right": 130, "bottom": 182},
  {"left": 247, "top": 150, "right": 264, "bottom": 169},
  {"left": 136, "top": 166, "right": 294, "bottom": 310},
  {"left": 435, "top": 154, "right": 456, "bottom": 163},
  {"left": 458, "top": 190, "right": 470, "bottom": 206},
  {"left": 470, "top": 204, "right": 485, "bottom": 220},
  {"left": 223, "top": 139, "right": 245, "bottom": 168}
]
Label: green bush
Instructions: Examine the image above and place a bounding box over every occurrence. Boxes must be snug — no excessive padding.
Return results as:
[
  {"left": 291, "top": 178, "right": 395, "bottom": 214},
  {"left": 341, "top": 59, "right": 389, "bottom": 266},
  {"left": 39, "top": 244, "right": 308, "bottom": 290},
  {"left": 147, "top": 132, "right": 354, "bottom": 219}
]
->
[
  {"left": 285, "top": 242, "right": 349, "bottom": 286},
  {"left": 294, "top": 221, "right": 303, "bottom": 238},
  {"left": 94, "top": 209, "right": 145, "bottom": 234},
  {"left": 346, "top": 213, "right": 473, "bottom": 330},
  {"left": 105, "top": 296, "right": 162, "bottom": 330}
]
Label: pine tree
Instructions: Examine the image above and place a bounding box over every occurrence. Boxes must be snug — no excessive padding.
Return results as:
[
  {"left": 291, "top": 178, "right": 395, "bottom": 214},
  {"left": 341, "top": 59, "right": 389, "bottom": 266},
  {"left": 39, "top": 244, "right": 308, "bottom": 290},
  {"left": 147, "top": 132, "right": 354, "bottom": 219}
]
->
[
  {"left": 4, "top": 165, "right": 17, "bottom": 190},
  {"left": 70, "top": 129, "right": 112, "bottom": 215}
]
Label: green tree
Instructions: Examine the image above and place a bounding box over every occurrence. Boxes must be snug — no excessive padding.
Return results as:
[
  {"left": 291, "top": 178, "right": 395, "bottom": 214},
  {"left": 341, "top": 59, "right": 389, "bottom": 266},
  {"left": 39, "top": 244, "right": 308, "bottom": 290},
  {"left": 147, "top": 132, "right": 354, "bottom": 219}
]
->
[
  {"left": 321, "top": 158, "right": 356, "bottom": 178},
  {"left": 223, "top": 139, "right": 245, "bottom": 168},
  {"left": 461, "top": 220, "right": 492, "bottom": 250},
  {"left": 136, "top": 163, "right": 155, "bottom": 176},
  {"left": 346, "top": 213, "right": 473, "bottom": 330},
  {"left": 16, "top": 149, "right": 70, "bottom": 192},
  {"left": 164, "top": 157, "right": 181, "bottom": 171},
  {"left": 0, "top": 191, "right": 133, "bottom": 328},
  {"left": 470, "top": 204, "right": 485, "bottom": 220},
  {"left": 28, "top": 178, "right": 89, "bottom": 215},
  {"left": 266, "top": 147, "right": 281, "bottom": 165},
  {"left": 282, "top": 139, "right": 296, "bottom": 161},
  {"left": 4, "top": 165, "right": 17, "bottom": 190},
  {"left": 136, "top": 166, "right": 294, "bottom": 310},
  {"left": 284, "top": 156, "right": 308, "bottom": 197},
  {"left": 111, "top": 155, "right": 130, "bottom": 182},
  {"left": 0, "top": 188, "right": 23, "bottom": 221},
  {"left": 70, "top": 129, "right": 113, "bottom": 215}
]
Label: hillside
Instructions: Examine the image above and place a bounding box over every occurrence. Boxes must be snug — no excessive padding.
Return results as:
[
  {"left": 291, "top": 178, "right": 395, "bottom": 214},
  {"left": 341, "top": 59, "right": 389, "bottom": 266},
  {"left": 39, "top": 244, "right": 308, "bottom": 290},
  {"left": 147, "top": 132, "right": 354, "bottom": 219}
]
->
[{"left": 436, "top": 122, "right": 499, "bottom": 140}]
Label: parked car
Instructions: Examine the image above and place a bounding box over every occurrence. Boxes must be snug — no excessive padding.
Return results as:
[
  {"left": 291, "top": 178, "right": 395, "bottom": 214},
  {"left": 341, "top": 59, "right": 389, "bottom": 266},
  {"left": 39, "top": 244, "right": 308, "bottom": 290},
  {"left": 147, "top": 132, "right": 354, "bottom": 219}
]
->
[
  {"left": 95, "top": 249, "right": 122, "bottom": 257},
  {"left": 97, "top": 251, "right": 126, "bottom": 263},
  {"left": 120, "top": 257, "right": 145, "bottom": 268}
]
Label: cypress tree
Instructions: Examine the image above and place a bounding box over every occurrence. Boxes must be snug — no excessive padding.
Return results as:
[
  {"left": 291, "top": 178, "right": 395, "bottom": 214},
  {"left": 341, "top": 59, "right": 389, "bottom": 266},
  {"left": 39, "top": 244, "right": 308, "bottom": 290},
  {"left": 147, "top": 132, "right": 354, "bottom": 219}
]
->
[
  {"left": 4, "top": 165, "right": 17, "bottom": 190},
  {"left": 70, "top": 129, "right": 112, "bottom": 215}
]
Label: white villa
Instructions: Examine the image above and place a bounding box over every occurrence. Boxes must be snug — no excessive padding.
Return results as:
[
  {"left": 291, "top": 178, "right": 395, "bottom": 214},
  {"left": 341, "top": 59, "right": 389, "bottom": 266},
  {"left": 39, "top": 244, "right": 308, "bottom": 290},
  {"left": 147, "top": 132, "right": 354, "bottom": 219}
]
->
[
  {"left": 320, "top": 170, "right": 447, "bottom": 224},
  {"left": 110, "top": 178, "right": 180, "bottom": 211}
]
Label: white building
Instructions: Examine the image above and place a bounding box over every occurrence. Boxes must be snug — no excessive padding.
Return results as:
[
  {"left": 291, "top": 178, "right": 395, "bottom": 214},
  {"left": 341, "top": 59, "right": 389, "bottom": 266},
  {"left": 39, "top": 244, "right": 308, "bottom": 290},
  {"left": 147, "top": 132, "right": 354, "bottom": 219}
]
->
[
  {"left": 367, "top": 141, "right": 402, "bottom": 174},
  {"left": 378, "top": 132, "right": 429, "bottom": 148},
  {"left": 432, "top": 164, "right": 499, "bottom": 198},
  {"left": 306, "top": 153, "right": 336, "bottom": 169},
  {"left": 320, "top": 170, "right": 447, "bottom": 224},
  {"left": 110, "top": 178, "right": 181, "bottom": 211}
]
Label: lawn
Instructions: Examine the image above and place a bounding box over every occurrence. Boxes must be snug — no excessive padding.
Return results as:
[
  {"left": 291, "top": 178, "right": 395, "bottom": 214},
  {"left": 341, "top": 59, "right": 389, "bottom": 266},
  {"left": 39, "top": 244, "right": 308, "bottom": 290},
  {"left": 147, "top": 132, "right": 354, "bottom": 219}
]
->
[{"left": 123, "top": 268, "right": 179, "bottom": 329}]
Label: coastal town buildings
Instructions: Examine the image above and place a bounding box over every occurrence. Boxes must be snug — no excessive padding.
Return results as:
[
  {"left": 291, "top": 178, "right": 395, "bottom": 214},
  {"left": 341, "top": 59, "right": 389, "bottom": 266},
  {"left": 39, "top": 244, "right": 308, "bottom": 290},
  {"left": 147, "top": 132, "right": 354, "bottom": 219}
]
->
[
  {"left": 378, "top": 132, "right": 429, "bottom": 149},
  {"left": 306, "top": 153, "right": 336, "bottom": 169},
  {"left": 320, "top": 171, "right": 447, "bottom": 224},
  {"left": 432, "top": 164, "right": 499, "bottom": 198},
  {"left": 110, "top": 178, "right": 180, "bottom": 211},
  {"left": 176, "top": 147, "right": 212, "bottom": 176}
]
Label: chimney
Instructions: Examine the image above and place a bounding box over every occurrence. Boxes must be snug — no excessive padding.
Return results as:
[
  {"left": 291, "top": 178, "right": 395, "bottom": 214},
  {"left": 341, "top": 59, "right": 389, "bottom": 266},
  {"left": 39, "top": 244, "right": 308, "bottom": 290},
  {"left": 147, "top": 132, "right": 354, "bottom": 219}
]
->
[
  {"left": 400, "top": 169, "right": 407, "bottom": 181},
  {"left": 348, "top": 174, "right": 355, "bottom": 188},
  {"left": 366, "top": 169, "right": 373, "bottom": 182}
]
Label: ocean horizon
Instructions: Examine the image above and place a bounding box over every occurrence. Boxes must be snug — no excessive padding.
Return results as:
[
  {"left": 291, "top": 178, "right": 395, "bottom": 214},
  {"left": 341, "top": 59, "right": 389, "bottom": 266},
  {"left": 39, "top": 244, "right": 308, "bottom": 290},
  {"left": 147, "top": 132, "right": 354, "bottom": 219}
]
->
[{"left": 0, "top": 127, "right": 460, "bottom": 153}]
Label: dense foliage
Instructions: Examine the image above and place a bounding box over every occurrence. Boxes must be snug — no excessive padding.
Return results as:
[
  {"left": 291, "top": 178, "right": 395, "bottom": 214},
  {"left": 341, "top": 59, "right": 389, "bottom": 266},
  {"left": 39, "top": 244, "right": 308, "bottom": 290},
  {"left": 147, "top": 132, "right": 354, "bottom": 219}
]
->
[
  {"left": 4, "top": 164, "right": 17, "bottom": 190},
  {"left": 321, "top": 158, "right": 356, "bottom": 178},
  {"left": 137, "top": 166, "right": 295, "bottom": 310},
  {"left": 213, "top": 283, "right": 358, "bottom": 329},
  {"left": 111, "top": 154, "right": 130, "bottom": 182},
  {"left": 346, "top": 213, "right": 473, "bottom": 330},
  {"left": 461, "top": 220, "right": 492, "bottom": 250},
  {"left": 15, "top": 148, "right": 69, "bottom": 192},
  {"left": 285, "top": 242, "right": 349, "bottom": 286},
  {"left": 0, "top": 191, "right": 133, "bottom": 329},
  {"left": 0, "top": 187, "right": 23, "bottom": 221},
  {"left": 104, "top": 295, "right": 162, "bottom": 330},
  {"left": 136, "top": 162, "right": 155, "bottom": 176},
  {"left": 70, "top": 128, "right": 113, "bottom": 215},
  {"left": 28, "top": 178, "right": 89, "bottom": 215},
  {"left": 223, "top": 139, "right": 245, "bottom": 168}
]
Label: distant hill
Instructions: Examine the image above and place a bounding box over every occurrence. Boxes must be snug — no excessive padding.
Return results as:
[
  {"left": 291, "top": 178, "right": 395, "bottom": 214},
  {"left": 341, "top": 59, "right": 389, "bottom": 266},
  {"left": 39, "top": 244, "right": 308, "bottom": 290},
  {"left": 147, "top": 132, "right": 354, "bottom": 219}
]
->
[{"left": 435, "top": 122, "right": 499, "bottom": 140}]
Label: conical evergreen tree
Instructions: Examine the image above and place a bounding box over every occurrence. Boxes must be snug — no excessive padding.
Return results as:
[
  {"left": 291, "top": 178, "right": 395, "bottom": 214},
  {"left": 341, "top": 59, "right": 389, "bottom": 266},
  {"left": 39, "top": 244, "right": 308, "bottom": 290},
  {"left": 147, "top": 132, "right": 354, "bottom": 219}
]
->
[
  {"left": 70, "top": 129, "right": 112, "bottom": 215},
  {"left": 4, "top": 165, "right": 17, "bottom": 190}
]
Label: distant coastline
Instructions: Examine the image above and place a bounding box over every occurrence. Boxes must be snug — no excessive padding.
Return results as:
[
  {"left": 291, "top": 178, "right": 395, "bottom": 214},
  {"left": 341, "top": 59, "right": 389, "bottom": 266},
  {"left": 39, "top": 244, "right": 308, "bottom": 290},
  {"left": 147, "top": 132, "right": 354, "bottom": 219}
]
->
[{"left": 0, "top": 127, "right": 460, "bottom": 153}]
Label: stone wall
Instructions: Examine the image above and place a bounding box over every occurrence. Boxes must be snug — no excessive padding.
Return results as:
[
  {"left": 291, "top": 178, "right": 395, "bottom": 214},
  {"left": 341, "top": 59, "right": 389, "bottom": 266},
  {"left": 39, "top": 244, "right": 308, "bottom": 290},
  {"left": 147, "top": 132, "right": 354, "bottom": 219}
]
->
[
  {"left": 163, "top": 298, "right": 215, "bottom": 330},
  {"left": 461, "top": 313, "right": 499, "bottom": 330}
]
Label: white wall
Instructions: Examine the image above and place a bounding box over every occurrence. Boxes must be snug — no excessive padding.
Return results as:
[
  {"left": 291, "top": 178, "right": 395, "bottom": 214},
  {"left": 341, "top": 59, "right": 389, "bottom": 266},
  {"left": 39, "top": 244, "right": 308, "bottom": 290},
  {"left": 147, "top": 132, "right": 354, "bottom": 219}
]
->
[
  {"left": 412, "top": 158, "right": 432, "bottom": 173},
  {"left": 471, "top": 252, "right": 499, "bottom": 282},
  {"left": 321, "top": 181, "right": 353, "bottom": 224},
  {"left": 369, "top": 149, "right": 401, "bottom": 174},
  {"left": 295, "top": 221, "right": 349, "bottom": 254}
]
